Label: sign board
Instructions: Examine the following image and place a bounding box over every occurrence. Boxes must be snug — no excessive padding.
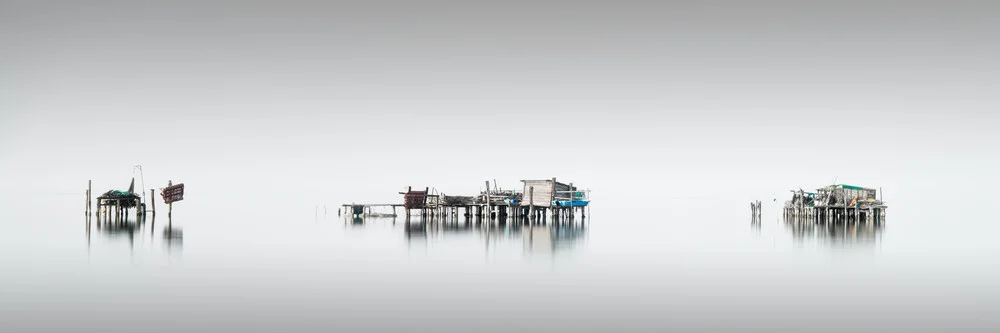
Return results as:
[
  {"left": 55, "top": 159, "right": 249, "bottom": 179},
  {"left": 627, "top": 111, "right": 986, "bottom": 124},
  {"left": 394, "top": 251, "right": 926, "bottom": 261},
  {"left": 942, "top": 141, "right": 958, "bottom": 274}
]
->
[{"left": 162, "top": 183, "right": 184, "bottom": 204}]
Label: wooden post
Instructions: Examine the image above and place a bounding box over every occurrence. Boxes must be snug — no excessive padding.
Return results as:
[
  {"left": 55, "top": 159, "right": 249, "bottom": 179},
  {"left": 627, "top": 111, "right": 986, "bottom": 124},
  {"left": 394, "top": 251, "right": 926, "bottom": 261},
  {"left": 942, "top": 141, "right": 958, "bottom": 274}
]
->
[
  {"left": 484, "top": 181, "right": 491, "bottom": 222},
  {"left": 550, "top": 178, "right": 557, "bottom": 220},
  {"left": 529, "top": 186, "right": 535, "bottom": 224},
  {"left": 150, "top": 189, "right": 156, "bottom": 215},
  {"left": 87, "top": 180, "right": 92, "bottom": 215},
  {"left": 568, "top": 182, "right": 574, "bottom": 221},
  {"left": 167, "top": 180, "right": 173, "bottom": 219}
]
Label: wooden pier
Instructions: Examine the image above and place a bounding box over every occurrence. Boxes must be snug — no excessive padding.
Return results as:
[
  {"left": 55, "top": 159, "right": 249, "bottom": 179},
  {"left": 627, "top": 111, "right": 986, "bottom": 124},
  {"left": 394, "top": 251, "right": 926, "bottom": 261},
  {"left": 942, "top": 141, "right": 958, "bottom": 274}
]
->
[
  {"left": 343, "top": 178, "right": 591, "bottom": 226},
  {"left": 782, "top": 184, "right": 887, "bottom": 225},
  {"left": 85, "top": 175, "right": 181, "bottom": 246},
  {"left": 93, "top": 177, "right": 148, "bottom": 225}
]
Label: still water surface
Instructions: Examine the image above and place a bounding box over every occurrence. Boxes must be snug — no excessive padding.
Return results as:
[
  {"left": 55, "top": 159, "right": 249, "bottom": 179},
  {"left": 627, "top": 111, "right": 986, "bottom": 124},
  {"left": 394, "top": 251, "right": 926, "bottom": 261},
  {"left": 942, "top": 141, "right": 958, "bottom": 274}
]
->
[{"left": 1, "top": 194, "right": 998, "bottom": 332}]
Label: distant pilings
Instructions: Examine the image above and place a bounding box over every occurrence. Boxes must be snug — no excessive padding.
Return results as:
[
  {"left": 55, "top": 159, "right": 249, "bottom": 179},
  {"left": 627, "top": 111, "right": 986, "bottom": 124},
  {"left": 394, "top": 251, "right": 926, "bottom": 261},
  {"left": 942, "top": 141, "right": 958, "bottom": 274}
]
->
[{"left": 750, "top": 200, "right": 761, "bottom": 223}]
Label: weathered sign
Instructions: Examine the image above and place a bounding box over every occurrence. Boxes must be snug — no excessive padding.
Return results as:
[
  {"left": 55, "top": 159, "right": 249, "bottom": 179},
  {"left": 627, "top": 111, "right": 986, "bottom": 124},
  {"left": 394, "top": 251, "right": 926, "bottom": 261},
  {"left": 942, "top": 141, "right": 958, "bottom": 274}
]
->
[{"left": 162, "top": 183, "right": 184, "bottom": 204}]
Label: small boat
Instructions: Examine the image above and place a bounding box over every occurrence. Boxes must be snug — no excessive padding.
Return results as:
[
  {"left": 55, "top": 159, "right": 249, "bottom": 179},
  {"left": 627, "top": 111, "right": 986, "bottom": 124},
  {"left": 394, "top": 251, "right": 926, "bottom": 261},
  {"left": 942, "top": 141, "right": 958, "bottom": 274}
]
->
[{"left": 552, "top": 200, "right": 589, "bottom": 207}]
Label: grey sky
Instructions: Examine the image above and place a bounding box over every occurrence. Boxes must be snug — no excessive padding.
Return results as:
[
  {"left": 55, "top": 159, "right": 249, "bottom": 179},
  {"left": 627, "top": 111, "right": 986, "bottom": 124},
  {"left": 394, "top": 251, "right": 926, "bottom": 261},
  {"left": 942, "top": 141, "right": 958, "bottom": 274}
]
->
[{"left": 2, "top": 0, "right": 998, "bottom": 208}]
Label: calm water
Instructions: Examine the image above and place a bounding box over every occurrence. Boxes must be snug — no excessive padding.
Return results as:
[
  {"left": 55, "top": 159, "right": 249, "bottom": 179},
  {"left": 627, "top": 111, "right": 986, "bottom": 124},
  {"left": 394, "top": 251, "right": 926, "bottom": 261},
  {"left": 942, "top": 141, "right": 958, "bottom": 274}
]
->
[{"left": 2, "top": 194, "right": 999, "bottom": 332}]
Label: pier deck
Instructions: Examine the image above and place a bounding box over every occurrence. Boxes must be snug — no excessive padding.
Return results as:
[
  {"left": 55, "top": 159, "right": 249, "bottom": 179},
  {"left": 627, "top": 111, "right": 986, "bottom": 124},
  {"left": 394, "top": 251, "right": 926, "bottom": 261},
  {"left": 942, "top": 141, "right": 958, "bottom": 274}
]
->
[{"left": 342, "top": 177, "right": 591, "bottom": 225}]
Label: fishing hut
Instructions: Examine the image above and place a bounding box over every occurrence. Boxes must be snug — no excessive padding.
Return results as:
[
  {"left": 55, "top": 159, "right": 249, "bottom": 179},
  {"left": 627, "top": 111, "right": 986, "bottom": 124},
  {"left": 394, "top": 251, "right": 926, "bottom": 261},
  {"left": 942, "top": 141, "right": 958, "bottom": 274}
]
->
[
  {"left": 519, "top": 178, "right": 590, "bottom": 222},
  {"left": 402, "top": 186, "right": 437, "bottom": 218},
  {"left": 783, "top": 184, "right": 887, "bottom": 224},
  {"left": 93, "top": 177, "right": 147, "bottom": 225}
]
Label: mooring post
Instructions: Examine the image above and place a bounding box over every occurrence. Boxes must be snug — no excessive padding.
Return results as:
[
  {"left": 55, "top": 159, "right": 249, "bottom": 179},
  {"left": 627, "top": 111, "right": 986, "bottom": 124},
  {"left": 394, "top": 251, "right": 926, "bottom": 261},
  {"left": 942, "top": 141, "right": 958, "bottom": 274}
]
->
[
  {"left": 484, "top": 181, "right": 491, "bottom": 222},
  {"left": 550, "top": 178, "right": 557, "bottom": 221},
  {"left": 568, "top": 182, "right": 574, "bottom": 221},
  {"left": 529, "top": 186, "right": 535, "bottom": 224},
  {"left": 150, "top": 189, "right": 156, "bottom": 216},
  {"left": 87, "top": 180, "right": 92, "bottom": 216},
  {"left": 167, "top": 180, "right": 173, "bottom": 219}
]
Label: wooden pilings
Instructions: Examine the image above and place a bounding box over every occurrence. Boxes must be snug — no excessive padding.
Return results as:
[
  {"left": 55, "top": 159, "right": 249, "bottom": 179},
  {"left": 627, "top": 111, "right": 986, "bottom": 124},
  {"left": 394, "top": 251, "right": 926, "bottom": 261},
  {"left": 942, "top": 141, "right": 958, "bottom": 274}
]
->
[
  {"left": 750, "top": 200, "right": 762, "bottom": 223},
  {"left": 784, "top": 205, "right": 885, "bottom": 226}
]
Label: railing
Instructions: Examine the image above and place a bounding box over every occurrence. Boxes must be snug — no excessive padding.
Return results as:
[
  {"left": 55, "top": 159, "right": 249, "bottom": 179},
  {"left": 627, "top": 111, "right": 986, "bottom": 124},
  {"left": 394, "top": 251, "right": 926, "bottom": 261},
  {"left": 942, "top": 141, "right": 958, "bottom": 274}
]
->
[{"left": 553, "top": 189, "right": 590, "bottom": 203}]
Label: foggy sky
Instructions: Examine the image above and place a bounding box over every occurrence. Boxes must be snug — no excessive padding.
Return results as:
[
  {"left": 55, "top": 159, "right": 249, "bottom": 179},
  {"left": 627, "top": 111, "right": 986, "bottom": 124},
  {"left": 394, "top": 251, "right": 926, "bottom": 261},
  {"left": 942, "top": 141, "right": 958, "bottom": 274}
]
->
[{"left": 2, "top": 1, "right": 998, "bottom": 209}]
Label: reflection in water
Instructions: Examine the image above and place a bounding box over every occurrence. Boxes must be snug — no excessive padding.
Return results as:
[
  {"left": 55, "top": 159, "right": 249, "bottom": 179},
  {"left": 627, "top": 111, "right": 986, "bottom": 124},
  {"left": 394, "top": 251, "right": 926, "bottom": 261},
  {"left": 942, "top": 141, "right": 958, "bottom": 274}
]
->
[
  {"left": 352, "top": 216, "right": 365, "bottom": 225},
  {"left": 785, "top": 220, "right": 884, "bottom": 248},
  {"left": 163, "top": 224, "right": 184, "bottom": 250},
  {"left": 349, "top": 216, "right": 588, "bottom": 257},
  {"left": 89, "top": 216, "right": 142, "bottom": 251},
  {"left": 523, "top": 223, "right": 588, "bottom": 256},
  {"left": 85, "top": 211, "right": 182, "bottom": 252}
]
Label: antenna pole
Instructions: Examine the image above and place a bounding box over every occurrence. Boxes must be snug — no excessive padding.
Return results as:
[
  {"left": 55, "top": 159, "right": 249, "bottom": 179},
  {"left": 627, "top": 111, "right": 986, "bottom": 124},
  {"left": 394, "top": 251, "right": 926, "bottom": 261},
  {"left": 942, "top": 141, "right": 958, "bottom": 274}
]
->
[{"left": 133, "top": 165, "right": 146, "bottom": 199}]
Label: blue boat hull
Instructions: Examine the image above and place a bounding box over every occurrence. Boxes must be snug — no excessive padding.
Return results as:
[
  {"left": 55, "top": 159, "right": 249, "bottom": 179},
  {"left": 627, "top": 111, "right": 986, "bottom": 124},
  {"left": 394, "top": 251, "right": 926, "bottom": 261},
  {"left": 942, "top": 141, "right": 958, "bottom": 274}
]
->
[{"left": 552, "top": 200, "right": 589, "bottom": 207}]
